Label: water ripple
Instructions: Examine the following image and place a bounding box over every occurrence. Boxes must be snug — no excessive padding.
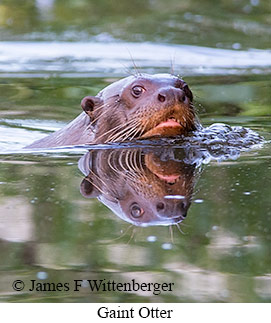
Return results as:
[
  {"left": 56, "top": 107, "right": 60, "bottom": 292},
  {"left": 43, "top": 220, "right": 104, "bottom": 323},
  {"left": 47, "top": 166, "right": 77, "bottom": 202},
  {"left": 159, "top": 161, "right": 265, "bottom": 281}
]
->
[{"left": 0, "top": 41, "right": 271, "bottom": 77}]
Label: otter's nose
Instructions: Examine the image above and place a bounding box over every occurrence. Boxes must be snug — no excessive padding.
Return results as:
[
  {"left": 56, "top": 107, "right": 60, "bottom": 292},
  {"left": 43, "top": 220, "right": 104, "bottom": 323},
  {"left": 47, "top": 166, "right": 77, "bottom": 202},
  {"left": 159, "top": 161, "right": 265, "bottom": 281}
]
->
[
  {"left": 156, "top": 201, "right": 188, "bottom": 219},
  {"left": 175, "top": 201, "right": 187, "bottom": 218},
  {"left": 157, "top": 88, "right": 186, "bottom": 104}
]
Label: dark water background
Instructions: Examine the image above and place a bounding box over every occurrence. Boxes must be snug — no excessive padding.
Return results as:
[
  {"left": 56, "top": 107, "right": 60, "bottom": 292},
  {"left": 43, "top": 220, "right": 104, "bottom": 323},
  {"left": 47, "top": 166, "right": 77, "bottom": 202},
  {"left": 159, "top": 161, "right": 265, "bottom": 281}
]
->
[{"left": 0, "top": 0, "right": 271, "bottom": 302}]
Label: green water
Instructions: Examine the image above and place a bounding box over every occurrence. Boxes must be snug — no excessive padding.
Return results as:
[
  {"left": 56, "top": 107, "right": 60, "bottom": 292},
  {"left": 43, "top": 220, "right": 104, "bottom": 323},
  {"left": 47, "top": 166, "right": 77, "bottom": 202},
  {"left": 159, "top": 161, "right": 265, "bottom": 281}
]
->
[
  {"left": 0, "top": 0, "right": 271, "bottom": 303},
  {"left": 1, "top": 0, "right": 271, "bottom": 49}
]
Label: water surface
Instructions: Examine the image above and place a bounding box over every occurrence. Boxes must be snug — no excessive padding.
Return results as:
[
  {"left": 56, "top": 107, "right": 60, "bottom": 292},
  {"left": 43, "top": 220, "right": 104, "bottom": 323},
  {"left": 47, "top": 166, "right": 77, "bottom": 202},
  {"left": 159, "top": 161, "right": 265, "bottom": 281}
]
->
[{"left": 0, "top": 0, "right": 271, "bottom": 303}]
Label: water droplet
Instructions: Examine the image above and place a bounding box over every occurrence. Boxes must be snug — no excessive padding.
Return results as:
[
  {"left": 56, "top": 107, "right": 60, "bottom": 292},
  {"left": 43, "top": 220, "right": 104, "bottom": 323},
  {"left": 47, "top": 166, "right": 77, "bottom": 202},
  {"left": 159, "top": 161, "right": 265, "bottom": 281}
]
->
[
  {"left": 161, "top": 243, "right": 173, "bottom": 250},
  {"left": 37, "top": 271, "right": 48, "bottom": 280},
  {"left": 243, "top": 191, "right": 251, "bottom": 195},
  {"left": 164, "top": 195, "right": 185, "bottom": 199},
  {"left": 232, "top": 43, "right": 241, "bottom": 50}
]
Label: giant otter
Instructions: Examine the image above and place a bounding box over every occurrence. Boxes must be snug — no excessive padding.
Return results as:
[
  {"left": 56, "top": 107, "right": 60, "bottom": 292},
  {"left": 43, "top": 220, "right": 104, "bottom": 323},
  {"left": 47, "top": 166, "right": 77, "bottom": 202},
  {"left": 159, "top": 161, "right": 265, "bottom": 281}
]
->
[{"left": 26, "top": 73, "right": 197, "bottom": 148}]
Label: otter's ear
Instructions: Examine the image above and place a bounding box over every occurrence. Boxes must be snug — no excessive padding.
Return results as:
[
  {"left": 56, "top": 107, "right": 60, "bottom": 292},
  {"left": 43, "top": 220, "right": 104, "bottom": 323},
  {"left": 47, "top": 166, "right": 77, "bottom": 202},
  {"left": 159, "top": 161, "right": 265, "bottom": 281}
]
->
[
  {"left": 81, "top": 96, "right": 103, "bottom": 120},
  {"left": 80, "top": 177, "right": 99, "bottom": 198}
]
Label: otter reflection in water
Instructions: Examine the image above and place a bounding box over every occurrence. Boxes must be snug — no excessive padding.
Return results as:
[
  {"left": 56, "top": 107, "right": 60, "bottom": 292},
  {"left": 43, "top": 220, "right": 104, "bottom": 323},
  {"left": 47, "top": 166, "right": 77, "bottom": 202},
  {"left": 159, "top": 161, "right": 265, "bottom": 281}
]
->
[
  {"left": 78, "top": 148, "right": 200, "bottom": 227},
  {"left": 78, "top": 122, "right": 262, "bottom": 227}
]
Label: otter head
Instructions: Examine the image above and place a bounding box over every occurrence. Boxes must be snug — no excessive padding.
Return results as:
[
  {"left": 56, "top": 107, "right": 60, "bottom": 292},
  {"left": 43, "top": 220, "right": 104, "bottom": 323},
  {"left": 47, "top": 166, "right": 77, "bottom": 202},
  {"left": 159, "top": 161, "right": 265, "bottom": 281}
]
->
[
  {"left": 80, "top": 74, "right": 196, "bottom": 143},
  {"left": 79, "top": 148, "right": 196, "bottom": 227}
]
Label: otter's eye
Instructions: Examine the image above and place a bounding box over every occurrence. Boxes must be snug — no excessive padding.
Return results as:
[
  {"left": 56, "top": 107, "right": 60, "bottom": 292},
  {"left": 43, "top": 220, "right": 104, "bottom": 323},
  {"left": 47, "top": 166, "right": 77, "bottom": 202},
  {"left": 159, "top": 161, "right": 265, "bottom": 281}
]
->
[
  {"left": 131, "top": 86, "right": 144, "bottom": 98},
  {"left": 130, "top": 203, "right": 144, "bottom": 218}
]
